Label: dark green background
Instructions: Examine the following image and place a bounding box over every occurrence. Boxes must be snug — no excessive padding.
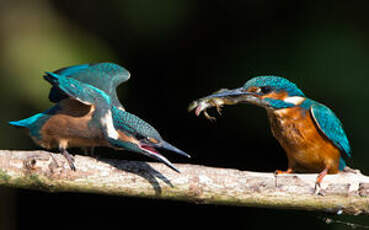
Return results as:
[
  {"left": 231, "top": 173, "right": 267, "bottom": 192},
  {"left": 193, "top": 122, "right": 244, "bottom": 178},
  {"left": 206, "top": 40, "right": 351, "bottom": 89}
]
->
[{"left": 0, "top": 1, "right": 368, "bottom": 229}]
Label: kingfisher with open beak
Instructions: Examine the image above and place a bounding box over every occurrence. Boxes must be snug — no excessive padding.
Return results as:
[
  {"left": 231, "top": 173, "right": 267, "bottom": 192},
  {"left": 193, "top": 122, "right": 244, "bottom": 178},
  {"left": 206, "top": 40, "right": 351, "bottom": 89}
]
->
[
  {"left": 189, "top": 76, "right": 351, "bottom": 192},
  {"left": 9, "top": 63, "right": 189, "bottom": 172}
]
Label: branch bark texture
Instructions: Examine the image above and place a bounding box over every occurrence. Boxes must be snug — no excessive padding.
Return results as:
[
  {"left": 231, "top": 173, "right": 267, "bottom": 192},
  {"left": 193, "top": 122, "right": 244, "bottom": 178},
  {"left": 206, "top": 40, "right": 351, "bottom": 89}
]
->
[{"left": 0, "top": 150, "right": 368, "bottom": 215}]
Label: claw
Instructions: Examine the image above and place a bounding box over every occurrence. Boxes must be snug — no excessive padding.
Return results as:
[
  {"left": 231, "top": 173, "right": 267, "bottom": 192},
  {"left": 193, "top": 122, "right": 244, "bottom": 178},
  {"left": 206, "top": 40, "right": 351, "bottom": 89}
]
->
[{"left": 314, "top": 182, "right": 322, "bottom": 195}]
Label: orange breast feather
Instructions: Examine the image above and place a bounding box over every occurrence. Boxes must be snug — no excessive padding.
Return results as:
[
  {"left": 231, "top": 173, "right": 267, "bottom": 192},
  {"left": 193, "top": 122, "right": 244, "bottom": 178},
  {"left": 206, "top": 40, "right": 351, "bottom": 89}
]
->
[
  {"left": 268, "top": 107, "right": 340, "bottom": 173},
  {"left": 39, "top": 99, "right": 107, "bottom": 149}
]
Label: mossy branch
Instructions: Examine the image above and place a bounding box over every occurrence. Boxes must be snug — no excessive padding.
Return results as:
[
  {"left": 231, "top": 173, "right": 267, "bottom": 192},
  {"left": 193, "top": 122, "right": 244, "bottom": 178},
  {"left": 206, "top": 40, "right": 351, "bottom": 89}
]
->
[{"left": 0, "top": 150, "right": 368, "bottom": 215}]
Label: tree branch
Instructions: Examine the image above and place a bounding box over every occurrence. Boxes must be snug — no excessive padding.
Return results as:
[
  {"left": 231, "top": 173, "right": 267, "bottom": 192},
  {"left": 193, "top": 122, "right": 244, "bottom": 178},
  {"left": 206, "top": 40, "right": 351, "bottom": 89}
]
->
[{"left": 0, "top": 150, "right": 368, "bottom": 215}]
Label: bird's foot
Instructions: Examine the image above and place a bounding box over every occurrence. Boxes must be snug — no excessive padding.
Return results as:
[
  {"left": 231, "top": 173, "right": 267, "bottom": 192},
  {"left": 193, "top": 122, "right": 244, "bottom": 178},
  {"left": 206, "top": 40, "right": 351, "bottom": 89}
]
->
[
  {"left": 314, "top": 182, "right": 326, "bottom": 196},
  {"left": 314, "top": 182, "right": 322, "bottom": 195},
  {"left": 61, "top": 149, "right": 76, "bottom": 171},
  {"left": 314, "top": 167, "right": 329, "bottom": 195},
  {"left": 274, "top": 169, "right": 292, "bottom": 187}
]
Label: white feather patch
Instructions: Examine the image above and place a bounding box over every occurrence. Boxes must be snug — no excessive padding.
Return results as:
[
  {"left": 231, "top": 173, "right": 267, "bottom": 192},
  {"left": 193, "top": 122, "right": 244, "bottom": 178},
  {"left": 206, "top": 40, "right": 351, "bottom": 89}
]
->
[
  {"left": 284, "top": 96, "right": 305, "bottom": 105},
  {"left": 101, "top": 110, "right": 119, "bottom": 140}
]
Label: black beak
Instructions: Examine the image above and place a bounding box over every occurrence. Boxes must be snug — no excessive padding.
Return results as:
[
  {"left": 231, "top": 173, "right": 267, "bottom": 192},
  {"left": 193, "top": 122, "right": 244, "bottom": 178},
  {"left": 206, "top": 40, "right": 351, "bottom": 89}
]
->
[
  {"left": 139, "top": 144, "right": 181, "bottom": 173},
  {"left": 206, "top": 88, "right": 262, "bottom": 105},
  {"left": 158, "top": 141, "right": 191, "bottom": 158},
  {"left": 139, "top": 140, "right": 189, "bottom": 173},
  {"left": 146, "top": 151, "right": 181, "bottom": 173},
  {"left": 208, "top": 87, "right": 258, "bottom": 98}
]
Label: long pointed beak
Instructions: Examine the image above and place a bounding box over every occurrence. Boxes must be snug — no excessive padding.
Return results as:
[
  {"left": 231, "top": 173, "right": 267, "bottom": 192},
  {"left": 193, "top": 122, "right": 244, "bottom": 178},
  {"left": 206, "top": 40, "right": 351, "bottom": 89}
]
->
[
  {"left": 145, "top": 150, "right": 181, "bottom": 173},
  {"left": 208, "top": 87, "right": 253, "bottom": 98},
  {"left": 139, "top": 143, "right": 181, "bottom": 173},
  {"left": 206, "top": 87, "right": 262, "bottom": 105},
  {"left": 138, "top": 140, "right": 189, "bottom": 173},
  {"left": 159, "top": 140, "right": 191, "bottom": 158}
]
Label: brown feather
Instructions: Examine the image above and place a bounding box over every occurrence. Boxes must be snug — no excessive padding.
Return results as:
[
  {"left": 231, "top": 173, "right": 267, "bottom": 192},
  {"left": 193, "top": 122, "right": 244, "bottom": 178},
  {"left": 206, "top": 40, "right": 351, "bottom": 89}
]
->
[{"left": 38, "top": 99, "right": 108, "bottom": 149}]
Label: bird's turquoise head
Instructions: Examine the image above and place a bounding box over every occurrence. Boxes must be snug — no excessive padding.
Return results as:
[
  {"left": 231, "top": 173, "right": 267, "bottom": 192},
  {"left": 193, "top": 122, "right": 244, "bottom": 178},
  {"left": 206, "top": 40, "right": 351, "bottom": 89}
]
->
[
  {"left": 209, "top": 76, "right": 306, "bottom": 109},
  {"left": 242, "top": 76, "right": 305, "bottom": 97}
]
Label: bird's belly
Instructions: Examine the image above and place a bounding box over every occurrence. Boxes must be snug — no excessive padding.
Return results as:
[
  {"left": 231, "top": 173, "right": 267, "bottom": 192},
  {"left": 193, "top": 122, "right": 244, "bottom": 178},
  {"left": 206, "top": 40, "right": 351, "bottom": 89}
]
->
[
  {"left": 37, "top": 101, "right": 108, "bottom": 149},
  {"left": 38, "top": 114, "right": 107, "bottom": 149},
  {"left": 269, "top": 108, "right": 340, "bottom": 173}
]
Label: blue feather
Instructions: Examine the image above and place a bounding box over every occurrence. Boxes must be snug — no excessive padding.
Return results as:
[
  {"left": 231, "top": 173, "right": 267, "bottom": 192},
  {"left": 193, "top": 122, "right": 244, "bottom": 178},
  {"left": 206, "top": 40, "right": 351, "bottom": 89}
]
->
[
  {"left": 310, "top": 101, "right": 351, "bottom": 159},
  {"left": 112, "top": 106, "right": 162, "bottom": 140},
  {"left": 44, "top": 72, "right": 112, "bottom": 105},
  {"left": 47, "top": 63, "right": 130, "bottom": 109},
  {"left": 9, "top": 113, "right": 51, "bottom": 140},
  {"left": 243, "top": 76, "right": 305, "bottom": 97},
  {"left": 54, "top": 64, "right": 91, "bottom": 76},
  {"left": 9, "top": 113, "right": 45, "bottom": 128},
  {"left": 339, "top": 157, "right": 346, "bottom": 170}
]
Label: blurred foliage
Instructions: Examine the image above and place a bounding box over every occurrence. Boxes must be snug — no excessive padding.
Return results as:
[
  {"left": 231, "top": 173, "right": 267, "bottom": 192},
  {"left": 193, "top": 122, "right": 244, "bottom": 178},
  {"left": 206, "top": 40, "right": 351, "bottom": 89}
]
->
[{"left": 0, "top": 0, "right": 368, "bottom": 229}]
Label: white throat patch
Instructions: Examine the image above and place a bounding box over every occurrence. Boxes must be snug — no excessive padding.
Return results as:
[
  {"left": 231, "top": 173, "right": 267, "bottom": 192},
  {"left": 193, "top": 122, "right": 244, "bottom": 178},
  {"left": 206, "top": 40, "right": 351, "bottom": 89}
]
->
[
  {"left": 101, "top": 110, "right": 119, "bottom": 140},
  {"left": 283, "top": 96, "right": 305, "bottom": 105}
]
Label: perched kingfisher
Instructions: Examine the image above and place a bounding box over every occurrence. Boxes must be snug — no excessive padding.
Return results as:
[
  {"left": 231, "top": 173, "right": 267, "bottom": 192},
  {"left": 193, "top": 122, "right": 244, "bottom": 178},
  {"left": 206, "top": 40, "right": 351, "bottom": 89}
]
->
[
  {"left": 190, "top": 76, "right": 351, "bottom": 191},
  {"left": 9, "top": 63, "right": 189, "bottom": 172}
]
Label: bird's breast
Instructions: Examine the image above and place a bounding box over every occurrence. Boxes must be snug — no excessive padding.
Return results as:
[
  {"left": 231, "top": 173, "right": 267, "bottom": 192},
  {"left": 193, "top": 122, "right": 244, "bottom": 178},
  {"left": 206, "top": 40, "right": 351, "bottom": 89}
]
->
[
  {"left": 267, "top": 107, "right": 340, "bottom": 173},
  {"left": 38, "top": 99, "right": 108, "bottom": 149}
]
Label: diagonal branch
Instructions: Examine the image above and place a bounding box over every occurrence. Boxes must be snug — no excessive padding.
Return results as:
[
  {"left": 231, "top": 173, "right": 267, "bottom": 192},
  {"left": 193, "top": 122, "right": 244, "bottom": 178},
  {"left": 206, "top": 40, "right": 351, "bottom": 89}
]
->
[{"left": 0, "top": 150, "right": 368, "bottom": 215}]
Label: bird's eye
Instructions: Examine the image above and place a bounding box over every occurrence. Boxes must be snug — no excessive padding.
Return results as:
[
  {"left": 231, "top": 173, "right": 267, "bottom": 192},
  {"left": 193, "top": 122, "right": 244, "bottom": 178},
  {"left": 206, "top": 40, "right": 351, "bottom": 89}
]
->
[{"left": 260, "top": 86, "right": 272, "bottom": 94}]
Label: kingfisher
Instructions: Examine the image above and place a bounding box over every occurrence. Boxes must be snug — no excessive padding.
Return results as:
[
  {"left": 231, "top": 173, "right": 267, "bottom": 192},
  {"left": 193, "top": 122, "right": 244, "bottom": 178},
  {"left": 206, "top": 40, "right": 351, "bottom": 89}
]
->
[
  {"left": 190, "top": 76, "right": 351, "bottom": 192},
  {"left": 9, "top": 63, "right": 189, "bottom": 172}
]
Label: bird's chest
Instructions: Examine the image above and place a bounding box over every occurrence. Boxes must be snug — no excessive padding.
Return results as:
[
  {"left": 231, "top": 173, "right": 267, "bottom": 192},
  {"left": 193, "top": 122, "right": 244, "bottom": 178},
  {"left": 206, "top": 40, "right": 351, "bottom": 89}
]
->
[
  {"left": 267, "top": 107, "right": 340, "bottom": 172},
  {"left": 267, "top": 108, "right": 322, "bottom": 169},
  {"left": 39, "top": 100, "right": 107, "bottom": 148},
  {"left": 267, "top": 107, "right": 309, "bottom": 145}
]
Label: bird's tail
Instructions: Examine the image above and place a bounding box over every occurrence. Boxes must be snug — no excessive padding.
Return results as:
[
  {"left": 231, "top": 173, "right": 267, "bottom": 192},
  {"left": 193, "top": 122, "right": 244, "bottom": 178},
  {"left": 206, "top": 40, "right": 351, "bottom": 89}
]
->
[{"left": 8, "top": 113, "right": 45, "bottom": 128}]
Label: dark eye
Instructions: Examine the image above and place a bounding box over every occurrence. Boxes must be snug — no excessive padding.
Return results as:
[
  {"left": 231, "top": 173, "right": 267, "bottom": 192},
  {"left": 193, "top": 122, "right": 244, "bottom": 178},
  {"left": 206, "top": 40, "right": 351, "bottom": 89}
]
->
[{"left": 260, "top": 86, "right": 272, "bottom": 94}]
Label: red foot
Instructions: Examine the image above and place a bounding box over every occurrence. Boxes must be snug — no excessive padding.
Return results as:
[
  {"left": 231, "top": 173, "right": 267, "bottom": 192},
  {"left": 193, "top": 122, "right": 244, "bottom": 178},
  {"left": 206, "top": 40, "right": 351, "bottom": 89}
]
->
[{"left": 314, "top": 167, "right": 329, "bottom": 195}]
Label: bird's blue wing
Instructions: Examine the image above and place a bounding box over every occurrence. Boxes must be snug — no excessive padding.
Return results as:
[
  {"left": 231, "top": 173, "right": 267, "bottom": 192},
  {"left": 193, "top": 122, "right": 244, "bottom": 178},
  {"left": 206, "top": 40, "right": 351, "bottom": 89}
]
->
[
  {"left": 310, "top": 102, "right": 351, "bottom": 159},
  {"left": 48, "top": 64, "right": 91, "bottom": 102},
  {"left": 54, "top": 62, "right": 130, "bottom": 90},
  {"left": 44, "top": 72, "right": 111, "bottom": 105},
  {"left": 48, "top": 63, "right": 130, "bottom": 108},
  {"left": 54, "top": 64, "right": 91, "bottom": 76}
]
